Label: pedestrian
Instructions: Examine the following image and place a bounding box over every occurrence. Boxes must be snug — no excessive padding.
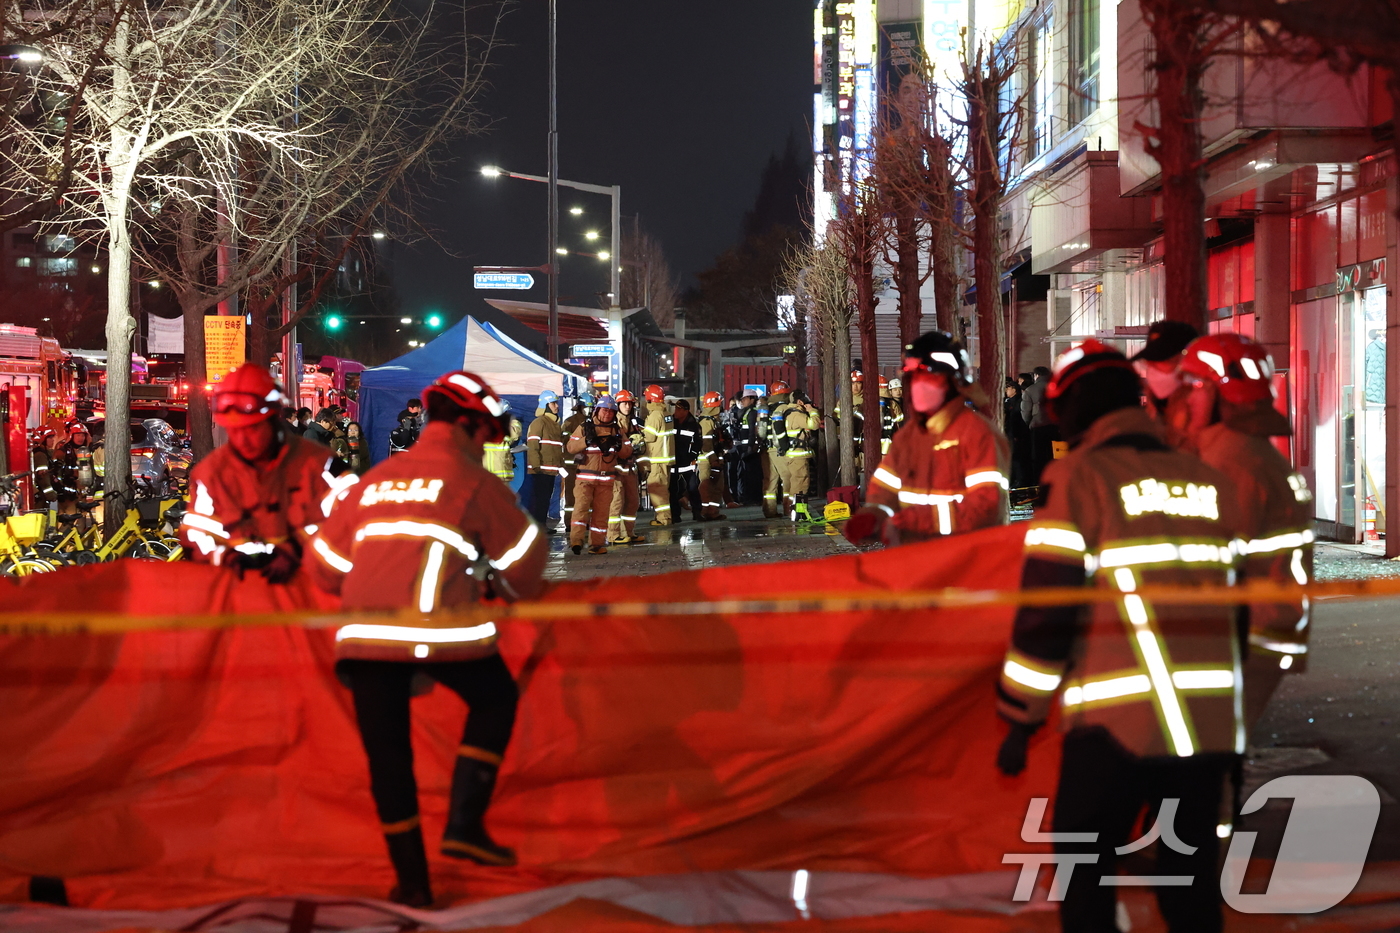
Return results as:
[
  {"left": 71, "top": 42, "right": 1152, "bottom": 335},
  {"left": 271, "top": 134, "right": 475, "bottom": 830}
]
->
[
  {"left": 559, "top": 392, "right": 593, "bottom": 534},
  {"left": 309, "top": 370, "right": 547, "bottom": 908},
  {"left": 303, "top": 408, "right": 336, "bottom": 446},
  {"left": 179, "top": 363, "right": 339, "bottom": 586},
  {"left": 388, "top": 412, "right": 420, "bottom": 456},
  {"left": 642, "top": 384, "right": 675, "bottom": 525},
  {"left": 1132, "top": 319, "right": 1199, "bottom": 449},
  {"left": 344, "top": 421, "right": 371, "bottom": 474},
  {"left": 696, "top": 391, "right": 726, "bottom": 520},
  {"left": 396, "top": 398, "right": 425, "bottom": 432},
  {"left": 994, "top": 340, "right": 1243, "bottom": 933},
  {"left": 524, "top": 390, "right": 564, "bottom": 528},
  {"left": 781, "top": 391, "right": 821, "bottom": 521},
  {"left": 762, "top": 381, "right": 794, "bottom": 518},
  {"left": 482, "top": 401, "right": 521, "bottom": 484},
  {"left": 671, "top": 399, "right": 704, "bottom": 523},
  {"left": 282, "top": 407, "right": 302, "bottom": 436},
  {"left": 565, "top": 394, "right": 631, "bottom": 554},
  {"left": 1020, "top": 365, "right": 1056, "bottom": 483},
  {"left": 844, "top": 332, "right": 1009, "bottom": 545},
  {"left": 1003, "top": 377, "right": 1031, "bottom": 489},
  {"left": 608, "top": 390, "right": 647, "bottom": 544},
  {"left": 295, "top": 407, "right": 314, "bottom": 434},
  {"left": 1178, "top": 333, "right": 1312, "bottom": 727}
]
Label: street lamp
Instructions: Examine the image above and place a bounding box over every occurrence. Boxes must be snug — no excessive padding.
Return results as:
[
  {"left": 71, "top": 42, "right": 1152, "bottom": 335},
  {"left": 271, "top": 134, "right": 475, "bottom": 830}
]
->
[{"left": 479, "top": 165, "right": 622, "bottom": 358}]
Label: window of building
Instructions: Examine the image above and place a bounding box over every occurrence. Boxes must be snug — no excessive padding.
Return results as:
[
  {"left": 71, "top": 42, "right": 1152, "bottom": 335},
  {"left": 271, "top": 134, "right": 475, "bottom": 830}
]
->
[
  {"left": 1027, "top": 10, "right": 1055, "bottom": 158},
  {"left": 41, "top": 234, "right": 76, "bottom": 254},
  {"left": 38, "top": 257, "right": 76, "bottom": 276},
  {"left": 1070, "top": 0, "right": 1100, "bottom": 125},
  {"left": 15, "top": 257, "right": 32, "bottom": 268}
]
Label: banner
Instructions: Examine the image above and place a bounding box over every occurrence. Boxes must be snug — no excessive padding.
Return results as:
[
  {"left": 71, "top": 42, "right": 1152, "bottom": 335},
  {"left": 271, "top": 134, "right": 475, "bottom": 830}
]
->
[
  {"left": 204, "top": 316, "right": 245, "bottom": 383},
  {"left": 146, "top": 314, "right": 184, "bottom": 355}
]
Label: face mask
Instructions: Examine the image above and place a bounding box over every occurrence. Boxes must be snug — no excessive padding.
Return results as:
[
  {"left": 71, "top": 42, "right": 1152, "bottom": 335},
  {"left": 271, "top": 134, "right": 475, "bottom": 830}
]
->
[
  {"left": 909, "top": 373, "right": 949, "bottom": 415},
  {"left": 1143, "top": 365, "right": 1181, "bottom": 401}
]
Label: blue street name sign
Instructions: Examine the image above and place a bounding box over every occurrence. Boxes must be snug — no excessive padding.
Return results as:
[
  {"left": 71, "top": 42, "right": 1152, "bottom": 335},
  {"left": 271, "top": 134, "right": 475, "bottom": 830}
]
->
[
  {"left": 473, "top": 272, "right": 535, "bottom": 290},
  {"left": 571, "top": 343, "right": 616, "bottom": 356}
]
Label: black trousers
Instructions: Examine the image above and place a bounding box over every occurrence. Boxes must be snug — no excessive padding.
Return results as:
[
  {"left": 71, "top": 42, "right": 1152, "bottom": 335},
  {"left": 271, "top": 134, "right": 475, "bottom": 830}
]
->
[
  {"left": 671, "top": 466, "right": 702, "bottom": 521},
  {"left": 1053, "top": 727, "right": 1236, "bottom": 933},
  {"left": 337, "top": 655, "right": 518, "bottom": 827},
  {"left": 524, "top": 472, "right": 557, "bottom": 527},
  {"left": 1029, "top": 424, "right": 1060, "bottom": 485}
]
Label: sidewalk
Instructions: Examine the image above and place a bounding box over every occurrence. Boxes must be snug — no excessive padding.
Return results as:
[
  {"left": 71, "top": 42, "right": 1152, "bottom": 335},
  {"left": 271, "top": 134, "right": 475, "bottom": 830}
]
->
[{"left": 544, "top": 505, "right": 855, "bottom": 581}]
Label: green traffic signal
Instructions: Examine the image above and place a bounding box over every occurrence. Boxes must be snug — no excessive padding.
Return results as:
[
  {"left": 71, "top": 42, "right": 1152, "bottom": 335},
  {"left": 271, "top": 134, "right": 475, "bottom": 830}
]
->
[
  {"left": 325, "top": 314, "right": 344, "bottom": 331},
  {"left": 426, "top": 313, "right": 444, "bottom": 329}
]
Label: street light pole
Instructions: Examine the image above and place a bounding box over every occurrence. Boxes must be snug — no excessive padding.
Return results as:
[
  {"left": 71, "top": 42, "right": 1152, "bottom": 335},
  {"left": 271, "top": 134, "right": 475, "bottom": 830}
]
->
[{"left": 546, "top": 0, "right": 559, "bottom": 363}]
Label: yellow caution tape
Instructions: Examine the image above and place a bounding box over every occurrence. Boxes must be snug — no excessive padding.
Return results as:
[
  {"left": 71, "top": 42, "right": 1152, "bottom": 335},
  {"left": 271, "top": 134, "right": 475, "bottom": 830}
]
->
[{"left": 0, "top": 576, "right": 1394, "bottom": 636}]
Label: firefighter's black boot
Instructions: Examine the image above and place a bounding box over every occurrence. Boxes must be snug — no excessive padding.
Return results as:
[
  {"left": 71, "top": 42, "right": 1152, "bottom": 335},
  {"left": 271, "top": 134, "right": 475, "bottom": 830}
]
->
[
  {"left": 441, "top": 754, "right": 517, "bottom": 865},
  {"left": 384, "top": 823, "right": 433, "bottom": 908}
]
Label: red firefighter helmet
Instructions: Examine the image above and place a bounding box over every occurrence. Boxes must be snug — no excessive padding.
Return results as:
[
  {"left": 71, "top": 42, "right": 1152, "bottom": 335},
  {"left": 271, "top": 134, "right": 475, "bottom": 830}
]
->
[
  {"left": 878, "top": 374, "right": 889, "bottom": 387},
  {"left": 423, "top": 370, "right": 508, "bottom": 442},
  {"left": 30, "top": 426, "right": 55, "bottom": 446},
  {"left": 644, "top": 384, "right": 666, "bottom": 403},
  {"left": 1046, "top": 339, "right": 1137, "bottom": 401},
  {"left": 701, "top": 391, "right": 722, "bottom": 408},
  {"left": 212, "top": 363, "right": 284, "bottom": 428},
  {"left": 768, "top": 380, "right": 791, "bottom": 395},
  {"left": 615, "top": 389, "right": 637, "bottom": 403},
  {"left": 1179, "top": 333, "right": 1275, "bottom": 405}
]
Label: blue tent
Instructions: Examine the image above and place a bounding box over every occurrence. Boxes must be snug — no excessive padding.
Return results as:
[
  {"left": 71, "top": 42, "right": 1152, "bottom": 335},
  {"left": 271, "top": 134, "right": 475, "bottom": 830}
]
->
[{"left": 359, "top": 316, "right": 586, "bottom": 483}]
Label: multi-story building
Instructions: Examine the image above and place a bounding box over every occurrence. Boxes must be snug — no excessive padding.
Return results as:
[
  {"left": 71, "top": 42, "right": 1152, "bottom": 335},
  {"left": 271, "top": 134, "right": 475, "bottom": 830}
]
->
[{"left": 815, "top": 0, "right": 1399, "bottom": 550}]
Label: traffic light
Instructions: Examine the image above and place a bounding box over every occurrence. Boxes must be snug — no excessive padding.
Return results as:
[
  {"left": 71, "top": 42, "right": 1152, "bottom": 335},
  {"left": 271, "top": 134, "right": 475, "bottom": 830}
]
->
[
  {"left": 426, "top": 313, "right": 444, "bottom": 329},
  {"left": 325, "top": 314, "right": 343, "bottom": 331}
]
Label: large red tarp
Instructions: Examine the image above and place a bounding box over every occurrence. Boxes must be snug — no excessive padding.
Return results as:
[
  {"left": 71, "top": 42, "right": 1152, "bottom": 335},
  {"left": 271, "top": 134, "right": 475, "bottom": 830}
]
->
[{"left": 0, "top": 525, "right": 1069, "bottom": 912}]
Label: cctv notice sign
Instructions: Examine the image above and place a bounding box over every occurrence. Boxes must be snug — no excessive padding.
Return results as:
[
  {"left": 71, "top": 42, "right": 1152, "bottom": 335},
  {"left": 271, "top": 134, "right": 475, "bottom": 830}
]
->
[{"left": 205, "top": 316, "right": 246, "bottom": 383}]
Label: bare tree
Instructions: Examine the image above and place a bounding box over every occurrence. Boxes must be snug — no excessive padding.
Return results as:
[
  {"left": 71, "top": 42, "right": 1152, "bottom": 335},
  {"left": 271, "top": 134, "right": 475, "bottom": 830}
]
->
[
  {"left": 826, "top": 173, "right": 885, "bottom": 479},
  {"left": 959, "top": 41, "right": 1025, "bottom": 420},
  {"left": 1135, "top": 0, "right": 1238, "bottom": 330},
  {"left": 619, "top": 218, "right": 679, "bottom": 328}
]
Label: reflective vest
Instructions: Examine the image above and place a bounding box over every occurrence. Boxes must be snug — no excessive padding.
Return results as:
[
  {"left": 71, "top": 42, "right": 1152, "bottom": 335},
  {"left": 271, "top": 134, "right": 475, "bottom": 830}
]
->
[
  {"left": 698, "top": 409, "right": 723, "bottom": 480},
  {"left": 309, "top": 421, "right": 547, "bottom": 662},
  {"left": 998, "top": 406, "right": 1246, "bottom": 759},
  {"left": 867, "top": 397, "right": 1009, "bottom": 541},
  {"left": 483, "top": 416, "right": 521, "bottom": 482},
  {"left": 783, "top": 405, "right": 819, "bottom": 458}
]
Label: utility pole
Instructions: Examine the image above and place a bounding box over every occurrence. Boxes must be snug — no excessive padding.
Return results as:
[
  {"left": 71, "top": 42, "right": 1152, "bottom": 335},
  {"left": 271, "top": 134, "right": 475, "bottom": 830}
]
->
[{"left": 546, "top": 0, "right": 559, "bottom": 363}]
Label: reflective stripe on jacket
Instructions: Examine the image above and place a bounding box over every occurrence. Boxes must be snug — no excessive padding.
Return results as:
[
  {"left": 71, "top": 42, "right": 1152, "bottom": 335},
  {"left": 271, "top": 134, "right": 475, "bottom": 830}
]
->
[
  {"left": 643, "top": 403, "right": 675, "bottom": 476},
  {"left": 998, "top": 406, "right": 1246, "bottom": 759},
  {"left": 483, "top": 416, "right": 521, "bottom": 481},
  {"left": 1193, "top": 421, "right": 1313, "bottom": 666},
  {"left": 180, "top": 432, "right": 338, "bottom": 571},
  {"left": 784, "top": 405, "right": 819, "bottom": 458},
  {"left": 867, "top": 397, "right": 1010, "bottom": 541},
  {"left": 526, "top": 409, "right": 565, "bottom": 475},
  {"left": 309, "top": 421, "right": 547, "bottom": 662},
  {"left": 697, "top": 408, "right": 723, "bottom": 480},
  {"left": 566, "top": 418, "right": 632, "bottom": 481}
]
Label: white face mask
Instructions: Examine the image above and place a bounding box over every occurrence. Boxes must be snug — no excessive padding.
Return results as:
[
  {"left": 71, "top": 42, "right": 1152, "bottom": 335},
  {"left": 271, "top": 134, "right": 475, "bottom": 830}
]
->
[{"left": 1143, "top": 365, "right": 1181, "bottom": 401}]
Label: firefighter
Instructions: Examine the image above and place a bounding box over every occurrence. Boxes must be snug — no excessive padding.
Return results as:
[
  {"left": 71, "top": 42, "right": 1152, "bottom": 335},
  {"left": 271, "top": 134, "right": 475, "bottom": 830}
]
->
[
  {"left": 878, "top": 376, "right": 897, "bottom": 455},
  {"left": 309, "top": 370, "right": 547, "bottom": 908},
  {"left": 887, "top": 377, "right": 905, "bottom": 429},
  {"left": 566, "top": 394, "right": 632, "bottom": 554},
  {"left": 1178, "top": 333, "right": 1312, "bottom": 728},
  {"left": 559, "top": 392, "right": 593, "bottom": 534},
  {"left": 995, "top": 340, "right": 1243, "bottom": 932},
  {"left": 671, "top": 399, "right": 704, "bottom": 523},
  {"left": 729, "top": 389, "right": 763, "bottom": 506},
  {"left": 845, "top": 333, "right": 1009, "bottom": 545},
  {"left": 642, "top": 384, "right": 675, "bottom": 525},
  {"left": 28, "top": 427, "right": 59, "bottom": 507},
  {"left": 762, "top": 381, "right": 795, "bottom": 518},
  {"left": 524, "top": 390, "right": 564, "bottom": 527},
  {"left": 783, "top": 392, "right": 821, "bottom": 521},
  {"left": 179, "top": 363, "right": 341, "bottom": 586},
  {"left": 483, "top": 401, "right": 521, "bottom": 484},
  {"left": 696, "top": 391, "right": 726, "bottom": 520},
  {"left": 608, "top": 389, "right": 647, "bottom": 544},
  {"left": 1132, "top": 319, "right": 1199, "bottom": 450}
]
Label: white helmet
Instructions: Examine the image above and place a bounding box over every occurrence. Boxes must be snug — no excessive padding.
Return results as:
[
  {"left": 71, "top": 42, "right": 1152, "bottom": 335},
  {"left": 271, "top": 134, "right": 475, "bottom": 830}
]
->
[{"left": 888, "top": 377, "right": 902, "bottom": 389}]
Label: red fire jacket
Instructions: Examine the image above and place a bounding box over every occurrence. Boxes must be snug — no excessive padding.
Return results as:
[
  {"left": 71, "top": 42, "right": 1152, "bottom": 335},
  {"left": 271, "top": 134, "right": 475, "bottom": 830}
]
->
[{"left": 308, "top": 421, "right": 548, "bottom": 662}]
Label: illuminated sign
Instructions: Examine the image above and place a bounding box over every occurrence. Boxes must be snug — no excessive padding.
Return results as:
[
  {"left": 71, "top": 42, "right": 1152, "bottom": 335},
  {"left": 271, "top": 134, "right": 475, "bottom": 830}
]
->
[{"left": 473, "top": 272, "right": 534, "bottom": 290}]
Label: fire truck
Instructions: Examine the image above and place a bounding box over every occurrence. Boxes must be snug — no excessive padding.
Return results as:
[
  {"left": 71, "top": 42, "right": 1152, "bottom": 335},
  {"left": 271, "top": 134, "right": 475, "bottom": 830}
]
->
[{"left": 0, "top": 323, "right": 80, "bottom": 490}]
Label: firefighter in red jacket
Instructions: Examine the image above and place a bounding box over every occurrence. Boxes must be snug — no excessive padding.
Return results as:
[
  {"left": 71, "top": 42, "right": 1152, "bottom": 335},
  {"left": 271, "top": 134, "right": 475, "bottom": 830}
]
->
[
  {"left": 995, "top": 341, "right": 1243, "bottom": 932},
  {"left": 845, "top": 331, "right": 1010, "bottom": 545},
  {"left": 309, "top": 370, "right": 548, "bottom": 907},
  {"left": 1178, "top": 333, "right": 1312, "bottom": 728},
  {"left": 179, "top": 363, "right": 344, "bottom": 586}
]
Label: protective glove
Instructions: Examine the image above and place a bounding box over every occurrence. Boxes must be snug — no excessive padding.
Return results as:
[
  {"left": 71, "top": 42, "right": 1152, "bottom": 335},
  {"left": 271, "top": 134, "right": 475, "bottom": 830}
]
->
[
  {"left": 996, "top": 721, "right": 1040, "bottom": 777},
  {"left": 261, "top": 542, "right": 302, "bottom": 585},
  {"left": 842, "top": 508, "right": 885, "bottom": 544}
]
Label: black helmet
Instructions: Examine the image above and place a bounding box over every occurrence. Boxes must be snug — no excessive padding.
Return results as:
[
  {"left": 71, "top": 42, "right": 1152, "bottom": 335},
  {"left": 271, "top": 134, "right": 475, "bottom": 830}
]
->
[{"left": 903, "top": 331, "right": 971, "bottom": 384}]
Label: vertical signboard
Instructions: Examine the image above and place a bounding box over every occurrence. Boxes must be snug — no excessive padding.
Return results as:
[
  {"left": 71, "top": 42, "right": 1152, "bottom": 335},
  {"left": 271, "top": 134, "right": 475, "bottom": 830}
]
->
[
  {"left": 880, "top": 21, "right": 924, "bottom": 126},
  {"left": 204, "top": 316, "right": 246, "bottom": 384},
  {"left": 924, "top": 0, "right": 968, "bottom": 139}
]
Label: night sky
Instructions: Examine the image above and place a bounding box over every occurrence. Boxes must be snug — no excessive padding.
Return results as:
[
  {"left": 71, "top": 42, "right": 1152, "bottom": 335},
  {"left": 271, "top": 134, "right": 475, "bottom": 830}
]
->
[{"left": 390, "top": 1, "right": 815, "bottom": 324}]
